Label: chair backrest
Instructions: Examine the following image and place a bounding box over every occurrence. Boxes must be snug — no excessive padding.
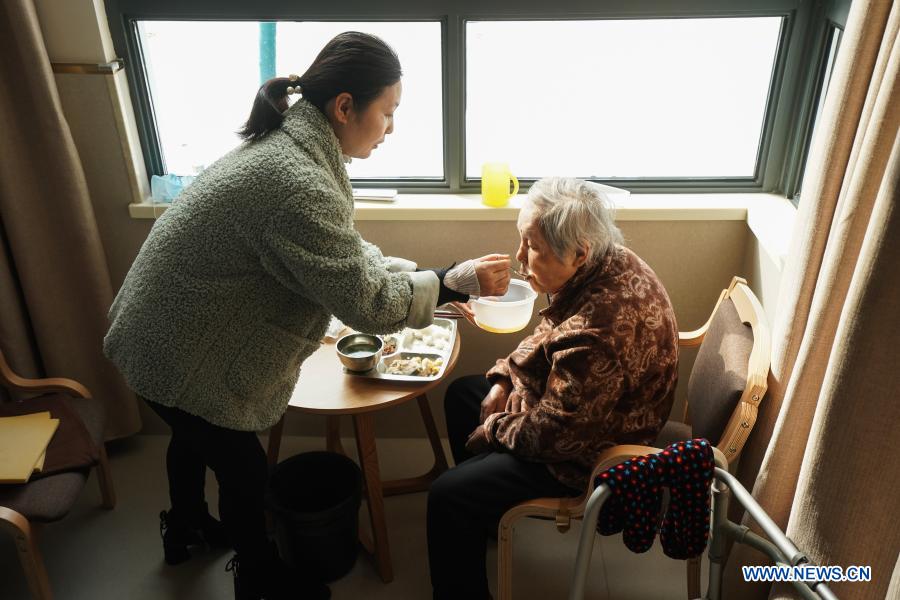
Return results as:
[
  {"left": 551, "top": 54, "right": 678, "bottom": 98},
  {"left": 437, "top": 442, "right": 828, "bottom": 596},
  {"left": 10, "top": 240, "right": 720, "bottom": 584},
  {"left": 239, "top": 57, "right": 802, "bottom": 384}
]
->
[{"left": 685, "top": 277, "right": 770, "bottom": 463}]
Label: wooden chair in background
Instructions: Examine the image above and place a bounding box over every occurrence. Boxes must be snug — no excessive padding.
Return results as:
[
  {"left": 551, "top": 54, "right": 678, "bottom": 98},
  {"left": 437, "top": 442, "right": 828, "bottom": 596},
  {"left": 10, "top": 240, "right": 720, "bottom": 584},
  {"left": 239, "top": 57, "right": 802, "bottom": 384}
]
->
[{"left": 0, "top": 349, "right": 115, "bottom": 600}]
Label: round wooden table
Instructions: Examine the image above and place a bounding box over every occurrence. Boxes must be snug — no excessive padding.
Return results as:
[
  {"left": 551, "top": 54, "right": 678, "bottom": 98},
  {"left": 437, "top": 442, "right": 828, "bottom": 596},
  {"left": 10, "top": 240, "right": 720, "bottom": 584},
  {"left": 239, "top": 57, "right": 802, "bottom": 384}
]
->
[{"left": 265, "top": 334, "right": 460, "bottom": 583}]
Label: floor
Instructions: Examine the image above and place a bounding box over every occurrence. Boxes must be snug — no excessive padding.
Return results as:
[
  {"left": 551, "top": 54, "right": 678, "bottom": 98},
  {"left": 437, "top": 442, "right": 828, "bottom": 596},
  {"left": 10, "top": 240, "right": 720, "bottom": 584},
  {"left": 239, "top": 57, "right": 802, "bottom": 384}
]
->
[{"left": 0, "top": 435, "right": 700, "bottom": 599}]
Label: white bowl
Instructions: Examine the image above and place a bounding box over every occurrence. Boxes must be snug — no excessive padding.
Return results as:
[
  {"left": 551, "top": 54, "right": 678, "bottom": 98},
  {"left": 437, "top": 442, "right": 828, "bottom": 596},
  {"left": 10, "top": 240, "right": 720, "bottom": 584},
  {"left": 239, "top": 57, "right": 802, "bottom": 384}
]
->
[{"left": 472, "top": 279, "right": 538, "bottom": 333}]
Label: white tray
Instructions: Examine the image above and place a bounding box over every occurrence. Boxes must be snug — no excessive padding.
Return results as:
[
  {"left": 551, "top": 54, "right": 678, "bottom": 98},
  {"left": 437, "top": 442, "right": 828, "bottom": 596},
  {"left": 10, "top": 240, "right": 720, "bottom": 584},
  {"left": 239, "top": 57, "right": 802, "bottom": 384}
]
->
[{"left": 344, "top": 318, "right": 457, "bottom": 382}]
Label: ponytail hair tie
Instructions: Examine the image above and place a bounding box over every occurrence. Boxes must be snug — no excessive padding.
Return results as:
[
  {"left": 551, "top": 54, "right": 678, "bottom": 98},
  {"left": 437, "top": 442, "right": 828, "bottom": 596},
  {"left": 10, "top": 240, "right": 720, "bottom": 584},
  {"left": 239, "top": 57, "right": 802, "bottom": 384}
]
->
[{"left": 286, "top": 74, "right": 302, "bottom": 96}]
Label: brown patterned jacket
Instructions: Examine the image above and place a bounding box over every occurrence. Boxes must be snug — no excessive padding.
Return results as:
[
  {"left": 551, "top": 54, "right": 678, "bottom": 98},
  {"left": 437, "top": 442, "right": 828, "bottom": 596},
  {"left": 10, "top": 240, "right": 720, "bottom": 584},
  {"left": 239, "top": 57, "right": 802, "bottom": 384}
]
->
[{"left": 484, "top": 245, "right": 679, "bottom": 490}]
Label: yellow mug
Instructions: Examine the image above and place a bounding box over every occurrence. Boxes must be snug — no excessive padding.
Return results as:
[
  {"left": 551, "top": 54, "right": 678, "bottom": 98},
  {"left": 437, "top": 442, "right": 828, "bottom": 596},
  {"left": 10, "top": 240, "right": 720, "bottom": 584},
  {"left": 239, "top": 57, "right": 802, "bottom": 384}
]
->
[{"left": 481, "top": 162, "right": 519, "bottom": 207}]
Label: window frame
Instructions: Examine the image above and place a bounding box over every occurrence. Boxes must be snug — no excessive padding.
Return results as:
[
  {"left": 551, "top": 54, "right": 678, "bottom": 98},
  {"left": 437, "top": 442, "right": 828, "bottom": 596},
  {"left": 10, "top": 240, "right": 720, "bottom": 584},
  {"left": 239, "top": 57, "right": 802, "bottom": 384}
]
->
[
  {"left": 787, "top": 22, "right": 843, "bottom": 203},
  {"left": 104, "top": 0, "right": 828, "bottom": 195},
  {"left": 779, "top": 0, "right": 850, "bottom": 203}
]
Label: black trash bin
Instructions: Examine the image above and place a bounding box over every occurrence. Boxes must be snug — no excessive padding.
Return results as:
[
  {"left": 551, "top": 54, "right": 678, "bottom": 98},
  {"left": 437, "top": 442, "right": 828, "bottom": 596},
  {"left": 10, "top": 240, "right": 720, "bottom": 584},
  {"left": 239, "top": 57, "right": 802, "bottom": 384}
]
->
[{"left": 267, "top": 451, "right": 362, "bottom": 582}]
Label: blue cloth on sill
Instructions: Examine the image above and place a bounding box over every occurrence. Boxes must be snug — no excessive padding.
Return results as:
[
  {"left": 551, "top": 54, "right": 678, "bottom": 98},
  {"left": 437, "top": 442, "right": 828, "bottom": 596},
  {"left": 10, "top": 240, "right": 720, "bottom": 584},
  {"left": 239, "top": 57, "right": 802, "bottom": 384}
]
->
[{"left": 151, "top": 174, "right": 196, "bottom": 203}]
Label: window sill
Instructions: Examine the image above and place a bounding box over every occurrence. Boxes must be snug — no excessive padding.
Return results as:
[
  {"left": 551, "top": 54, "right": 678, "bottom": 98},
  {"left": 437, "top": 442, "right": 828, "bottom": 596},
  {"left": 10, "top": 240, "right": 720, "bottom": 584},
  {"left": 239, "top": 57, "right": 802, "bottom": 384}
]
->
[
  {"left": 128, "top": 192, "right": 786, "bottom": 220},
  {"left": 128, "top": 192, "right": 795, "bottom": 268}
]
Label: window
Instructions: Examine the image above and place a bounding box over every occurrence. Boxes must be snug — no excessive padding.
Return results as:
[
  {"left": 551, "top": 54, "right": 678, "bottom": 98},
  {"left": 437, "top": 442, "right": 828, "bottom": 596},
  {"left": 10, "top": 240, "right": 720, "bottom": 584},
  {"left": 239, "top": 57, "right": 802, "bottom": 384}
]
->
[
  {"left": 137, "top": 20, "right": 443, "bottom": 179},
  {"left": 465, "top": 18, "right": 782, "bottom": 179},
  {"left": 107, "top": 0, "right": 825, "bottom": 194}
]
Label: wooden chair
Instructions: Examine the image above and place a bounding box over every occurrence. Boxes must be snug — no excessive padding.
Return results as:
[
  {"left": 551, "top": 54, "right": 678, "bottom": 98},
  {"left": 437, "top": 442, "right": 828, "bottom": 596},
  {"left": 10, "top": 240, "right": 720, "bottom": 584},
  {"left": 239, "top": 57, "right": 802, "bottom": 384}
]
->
[
  {"left": 0, "top": 348, "right": 116, "bottom": 600},
  {"left": 497, "top": 276, "right": 771, "bottom": 600}
]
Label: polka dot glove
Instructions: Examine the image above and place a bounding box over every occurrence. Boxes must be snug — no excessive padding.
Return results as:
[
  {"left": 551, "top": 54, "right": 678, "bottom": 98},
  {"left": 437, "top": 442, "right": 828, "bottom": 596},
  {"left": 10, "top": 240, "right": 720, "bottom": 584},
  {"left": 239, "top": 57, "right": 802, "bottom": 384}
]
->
[{"left": 595, "top": 438, "right": 714, "bottom": 559}]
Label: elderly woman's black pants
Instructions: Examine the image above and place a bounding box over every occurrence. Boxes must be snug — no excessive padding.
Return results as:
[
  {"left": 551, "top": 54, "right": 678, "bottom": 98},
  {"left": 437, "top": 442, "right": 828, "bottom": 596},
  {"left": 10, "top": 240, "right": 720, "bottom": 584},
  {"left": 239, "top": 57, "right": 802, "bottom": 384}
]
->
[
  {"left": 428, "top": 375, "right": 579, "bottom": 600},
  {"left": 145, "top": 399, "right": 271, "bottom": 564}
]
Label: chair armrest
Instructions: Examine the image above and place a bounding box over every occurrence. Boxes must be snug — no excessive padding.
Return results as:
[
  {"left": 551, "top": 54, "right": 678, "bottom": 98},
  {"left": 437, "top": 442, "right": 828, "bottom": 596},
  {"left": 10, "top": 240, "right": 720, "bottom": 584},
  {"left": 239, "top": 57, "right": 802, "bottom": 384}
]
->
[
  {"left": 499, "top": 445, "right": 663, "bottom": 535},
  {"left": 678, "top": 330, "right": 705, "bottom": 348},
  {"left": 500, "top": 443, "right": 695, "bottom": 539},
  {"left": 1, "top": 349, "right": 90, "bottom": 398},
  {"left": 501, "top": 495, "right": 586, "bottom": 530},
  {"left": 587, "top": 444, "right": 664, "bottom": 483},
  {"left": 679, "top": 288, "right": 729, "bottom": 348},
  {"left": 0, "top": 506, "right": 30, "bottom": 532},
  {"left": 1, "top": 361, "right": 91, "bottom": 399}
]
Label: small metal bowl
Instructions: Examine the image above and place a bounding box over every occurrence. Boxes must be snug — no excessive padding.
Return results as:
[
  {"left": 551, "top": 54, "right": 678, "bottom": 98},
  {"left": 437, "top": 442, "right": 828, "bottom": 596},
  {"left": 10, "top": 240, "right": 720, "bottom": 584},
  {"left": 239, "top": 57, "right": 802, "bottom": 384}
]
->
[{"left": 336, "top": 333, "right": 383, "bottom": 372}]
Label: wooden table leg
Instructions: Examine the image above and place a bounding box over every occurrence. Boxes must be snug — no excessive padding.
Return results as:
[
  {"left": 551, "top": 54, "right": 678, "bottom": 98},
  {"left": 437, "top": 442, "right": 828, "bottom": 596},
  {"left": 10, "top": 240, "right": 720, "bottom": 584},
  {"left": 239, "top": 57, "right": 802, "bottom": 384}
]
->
[
  {"left": 353, "top": 413, "right": 393, "bottom": 583},
  {"left": 417, "top": 393, "right": 449, "bottom": 474},
  {"left": 266, "top": 414, "right": 285, "bottom": 467},
  {"left": 326, "top": 415, "right": 346, "bottom": 454},
  {"left": 382, "top": 394, "right": 450, "bottom": 496}
]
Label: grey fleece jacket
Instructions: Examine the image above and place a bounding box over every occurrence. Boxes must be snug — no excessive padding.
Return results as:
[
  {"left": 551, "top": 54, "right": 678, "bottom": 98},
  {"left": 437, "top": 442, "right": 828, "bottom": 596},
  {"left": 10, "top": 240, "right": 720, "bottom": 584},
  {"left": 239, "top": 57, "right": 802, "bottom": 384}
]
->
[{"left": 104, "top": 99, "right": 439, "bottom": 431}]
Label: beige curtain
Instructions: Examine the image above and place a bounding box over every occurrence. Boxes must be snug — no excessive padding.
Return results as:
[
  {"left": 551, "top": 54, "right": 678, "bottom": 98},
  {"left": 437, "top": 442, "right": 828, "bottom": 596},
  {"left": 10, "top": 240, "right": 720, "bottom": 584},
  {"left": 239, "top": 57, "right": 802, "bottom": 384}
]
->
[
  {"left": 887, "top": 554, "right": 900, "bottom": 599},
  {"left": 725, "top": 1, "right": 900, "bottom": 599},
  {"left": 0, "top": 0, "right": 140, "bottom": 438}
]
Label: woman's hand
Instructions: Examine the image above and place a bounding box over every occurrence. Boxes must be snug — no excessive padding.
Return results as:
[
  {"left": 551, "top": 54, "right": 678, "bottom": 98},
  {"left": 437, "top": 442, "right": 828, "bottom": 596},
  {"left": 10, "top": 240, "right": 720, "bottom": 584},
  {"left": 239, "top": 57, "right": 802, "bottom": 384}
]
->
[
  {"left": 474, "top": 254, "right": 511, "bottom": 297},
  {"left": 480, "top": 381, "right": 511, "bottom": 423}
]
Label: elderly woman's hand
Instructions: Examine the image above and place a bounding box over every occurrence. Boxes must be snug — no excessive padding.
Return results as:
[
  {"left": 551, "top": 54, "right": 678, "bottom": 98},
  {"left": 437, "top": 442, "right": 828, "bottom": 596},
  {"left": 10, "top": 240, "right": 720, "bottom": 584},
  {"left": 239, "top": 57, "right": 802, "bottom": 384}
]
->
[
  {"left": 443, "top": 254, "right": 509, "bottom": 298},
  {"left": 464, "top": 425, "right": 491, "bottom": 455},
  {"left": 508, "top": 390, "right": 523, "bottom": 413},
  {"left": 480, "top": 381, "right": 511, "bottom": 423},
  {"left": 474, "top": 254, "right": 511, "bottom": 297}
]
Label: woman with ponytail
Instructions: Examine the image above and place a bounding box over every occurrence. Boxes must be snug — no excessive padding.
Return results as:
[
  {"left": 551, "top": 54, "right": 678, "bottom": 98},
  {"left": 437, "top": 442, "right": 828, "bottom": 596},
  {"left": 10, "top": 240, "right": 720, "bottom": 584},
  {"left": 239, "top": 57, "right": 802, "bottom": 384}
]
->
[{"left": 104, "top": 32, "right": 510, "bottom": 600}]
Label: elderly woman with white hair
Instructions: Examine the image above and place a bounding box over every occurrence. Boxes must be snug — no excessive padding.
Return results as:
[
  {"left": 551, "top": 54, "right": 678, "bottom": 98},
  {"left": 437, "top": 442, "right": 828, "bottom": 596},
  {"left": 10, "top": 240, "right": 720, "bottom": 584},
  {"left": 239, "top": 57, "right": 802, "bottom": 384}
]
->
[{"left": 427, "top": 177, "right": 679, "bottom": 600}]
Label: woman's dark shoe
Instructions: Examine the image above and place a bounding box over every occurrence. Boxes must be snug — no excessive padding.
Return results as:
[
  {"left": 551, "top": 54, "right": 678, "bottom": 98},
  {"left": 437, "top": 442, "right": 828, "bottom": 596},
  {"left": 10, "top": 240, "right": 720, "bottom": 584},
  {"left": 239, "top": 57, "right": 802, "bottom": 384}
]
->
[
  {"left": 159, "top": 503, "right": 230, "bottom": 565},
  {"left": 193, "top": 504, "right": 230, "bottom": 548},
  {"left": 159, "top": 510, "right": 201, "bottom": 565},
  {"left": 226, "top": 551, "right": 330, "bottom": 600}
]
